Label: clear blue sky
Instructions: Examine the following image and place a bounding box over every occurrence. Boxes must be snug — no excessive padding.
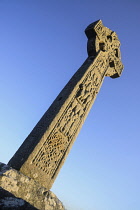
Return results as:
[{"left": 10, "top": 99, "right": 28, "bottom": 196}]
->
[{"left": 0, "top": 1, "right": 140, "bottom": 210}]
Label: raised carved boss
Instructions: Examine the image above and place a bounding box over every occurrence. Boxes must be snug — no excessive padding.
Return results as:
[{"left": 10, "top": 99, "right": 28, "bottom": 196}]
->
[{"left": 85, "top": 20, "right": 123, "bottom": 78}]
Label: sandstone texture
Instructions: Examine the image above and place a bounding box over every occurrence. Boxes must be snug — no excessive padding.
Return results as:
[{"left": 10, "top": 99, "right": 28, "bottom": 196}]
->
[{"left": 0, "top": 163, "right": 65, "bottom": 210}]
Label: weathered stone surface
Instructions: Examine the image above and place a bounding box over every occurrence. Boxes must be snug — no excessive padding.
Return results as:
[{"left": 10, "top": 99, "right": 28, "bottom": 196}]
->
[
  {"left": 8, "top": 20, "right": 124, "bottom": 190},
  {"left": 0, "top": 163, "right": 65, "bottom": 210},
  {"left": 0, "top": 188, "right": 38, "bottom": 209}
]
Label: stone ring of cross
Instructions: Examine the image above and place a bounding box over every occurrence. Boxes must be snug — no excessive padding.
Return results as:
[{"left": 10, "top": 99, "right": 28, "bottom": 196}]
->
[{"left": 85, "top": 20, "right": 123, "bottom": 78}]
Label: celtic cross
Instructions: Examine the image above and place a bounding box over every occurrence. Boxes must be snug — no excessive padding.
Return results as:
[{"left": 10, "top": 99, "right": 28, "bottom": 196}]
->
[{"left": 8, "top": 20, "right": 124, "bottom": 190}]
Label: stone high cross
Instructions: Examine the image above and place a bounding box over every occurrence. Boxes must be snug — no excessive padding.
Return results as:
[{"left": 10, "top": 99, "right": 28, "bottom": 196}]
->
[{"left": 8, "top": 20, "right": 123, "bottom": 191}]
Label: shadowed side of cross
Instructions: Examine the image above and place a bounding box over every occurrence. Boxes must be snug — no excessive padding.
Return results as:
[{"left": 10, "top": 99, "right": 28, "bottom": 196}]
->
[
  {"left": 85, "top": 20, "right": 124, "bottom": 78},
  {"left": 7, "top": 20, "right": 124, "bottom": 191}
]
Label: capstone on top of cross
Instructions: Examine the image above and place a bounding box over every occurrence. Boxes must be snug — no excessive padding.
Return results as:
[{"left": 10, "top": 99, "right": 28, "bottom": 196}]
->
[{"left": 85, "top": 20, "right": 124, "bottom": 78}]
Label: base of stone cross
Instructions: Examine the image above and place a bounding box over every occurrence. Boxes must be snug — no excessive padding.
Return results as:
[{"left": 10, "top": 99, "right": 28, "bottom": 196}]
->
[{"left": 0, "top": 162, "right": 65, "bottom": 210}]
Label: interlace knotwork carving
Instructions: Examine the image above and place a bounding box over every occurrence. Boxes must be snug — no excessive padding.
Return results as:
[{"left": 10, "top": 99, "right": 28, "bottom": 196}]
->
[
  {"left": 32, "top": 130, "right": 68, "bottom": 176},
  {"left": 31, "top": 51, "right": 108, "bottom": 179}
]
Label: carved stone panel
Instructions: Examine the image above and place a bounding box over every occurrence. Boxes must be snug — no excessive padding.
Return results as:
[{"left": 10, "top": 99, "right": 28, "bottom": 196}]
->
[{"left": 18, "top": 51, "right": 109, "bottom": 189}]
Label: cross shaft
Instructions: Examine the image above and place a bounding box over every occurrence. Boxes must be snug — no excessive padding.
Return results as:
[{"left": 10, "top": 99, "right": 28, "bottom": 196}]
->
[{"left": 8, "top": 20, "right": 124, "bottom": 190}]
